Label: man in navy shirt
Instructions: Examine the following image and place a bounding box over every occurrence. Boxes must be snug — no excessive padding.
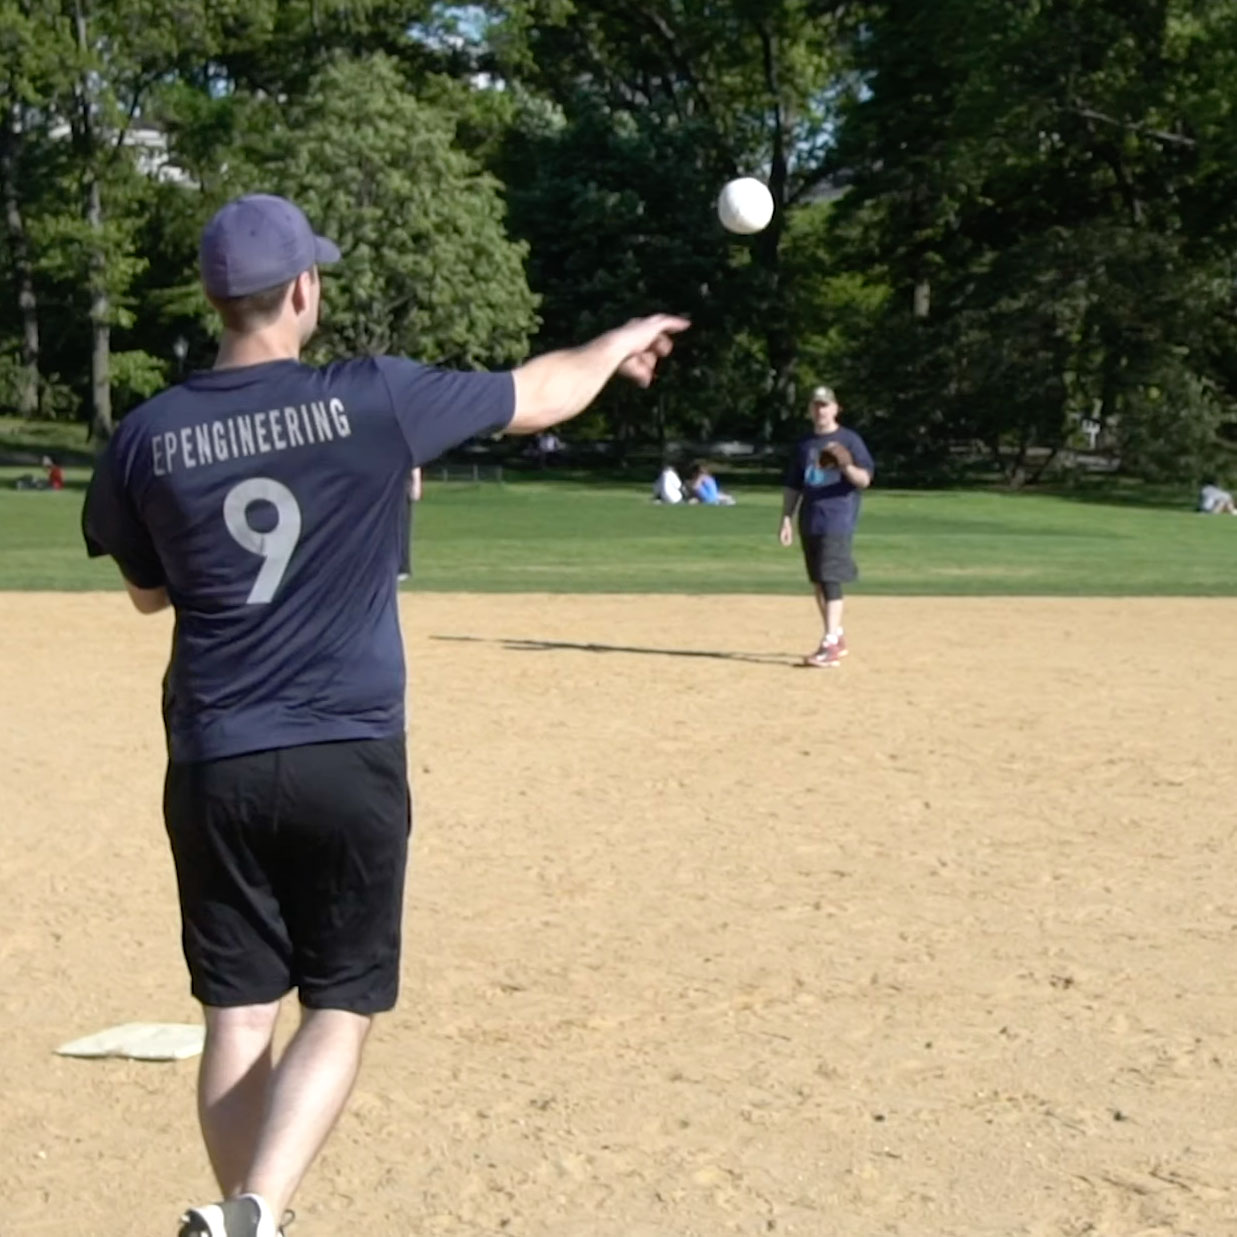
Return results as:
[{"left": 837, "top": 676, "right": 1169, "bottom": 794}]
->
[
  {"left": 82, "top": 193, "right": 687, "bottom": 1237},
  {"left": 778, "top": 385, "right": 875, "bottom": 668}
]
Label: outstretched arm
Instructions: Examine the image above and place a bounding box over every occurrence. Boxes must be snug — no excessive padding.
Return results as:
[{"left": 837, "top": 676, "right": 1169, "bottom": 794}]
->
[{"left": 509, "top": 315, "right": 689, "bottom": 435}]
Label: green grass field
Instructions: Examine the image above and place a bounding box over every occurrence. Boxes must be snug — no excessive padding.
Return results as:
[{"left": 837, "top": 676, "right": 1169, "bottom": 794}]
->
[{"left": 1, "top": 461, "right": 1233, "bottom": 594}]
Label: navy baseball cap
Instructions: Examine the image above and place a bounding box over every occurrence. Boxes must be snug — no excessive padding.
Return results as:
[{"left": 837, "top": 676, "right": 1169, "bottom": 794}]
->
[{"left": 200, "top": 194, "right": 340, "bottom": 299}]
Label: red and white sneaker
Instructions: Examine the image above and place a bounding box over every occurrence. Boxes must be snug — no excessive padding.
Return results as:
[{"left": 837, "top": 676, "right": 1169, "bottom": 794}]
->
[
  {"left": 803, "top": 641, "right": 843, "bottom": 668},
  {"left": 833, "top": 634, "right": 848, "bottom": 658}
]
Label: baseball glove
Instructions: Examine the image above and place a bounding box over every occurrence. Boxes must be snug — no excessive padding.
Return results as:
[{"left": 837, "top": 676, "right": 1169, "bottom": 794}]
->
[{"left": 819, "top": 442, "right": 854, "bottom": 470}]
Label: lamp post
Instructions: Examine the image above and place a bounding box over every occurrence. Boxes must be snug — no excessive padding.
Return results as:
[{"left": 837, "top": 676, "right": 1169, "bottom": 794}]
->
[{"left": 172, "top": 335, "right": 188, "bottom": 377}]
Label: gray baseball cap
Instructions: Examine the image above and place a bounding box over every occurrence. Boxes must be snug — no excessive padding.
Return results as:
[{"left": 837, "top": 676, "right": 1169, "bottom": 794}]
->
[{"left": 200, "top": 194, "right": 340, "bottom": 299}]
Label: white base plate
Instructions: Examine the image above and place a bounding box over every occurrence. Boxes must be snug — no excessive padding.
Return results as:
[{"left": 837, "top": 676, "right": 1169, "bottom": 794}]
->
[{"left": 56, "top": 1022, "right": 205, "bottom": 1061}]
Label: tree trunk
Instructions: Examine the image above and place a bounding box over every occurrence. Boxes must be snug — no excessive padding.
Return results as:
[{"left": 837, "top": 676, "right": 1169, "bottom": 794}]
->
[
  {"left": 756, "top": 21, "right": 797, "bottom": 434},
  {"left": 86, "top": 172, "right": 111, "bottom": 439},
  {"left": 75, "top": 0, "right": 111, "bottom": 440},
  {"left": 1, "top": 102, "right": 40, "bottom": 417}
]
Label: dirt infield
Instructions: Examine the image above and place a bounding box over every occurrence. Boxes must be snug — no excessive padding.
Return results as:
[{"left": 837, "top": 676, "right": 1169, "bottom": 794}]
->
[{"left": 4, "top": 593, "right": 1237, "bottom": 1237}]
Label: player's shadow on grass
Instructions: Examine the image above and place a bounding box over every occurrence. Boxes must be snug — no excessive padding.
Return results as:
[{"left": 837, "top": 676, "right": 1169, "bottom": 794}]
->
[{"left": 432, "top": 634, "right": 793, "bottom": 667}]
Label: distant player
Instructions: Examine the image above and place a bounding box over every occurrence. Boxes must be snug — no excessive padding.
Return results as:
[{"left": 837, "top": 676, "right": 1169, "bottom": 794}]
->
[
  {"left": 80, "top": 192, "right": 687, "bottom": 1237},
  {"left": 778, "top": 385, "right": 874, "bottom": 668}
]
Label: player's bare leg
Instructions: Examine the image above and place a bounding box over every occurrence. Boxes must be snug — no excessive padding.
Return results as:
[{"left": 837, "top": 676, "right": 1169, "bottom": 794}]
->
[
  {"left": 805, "top": 586, "right": 846, "bottom": 667},
  {"left": 825, "top": 597, "right": 844, "bottom": 645},
  {"left": 198, "top": 1001, "right": 282, "bottom": 1196},
  {"left": 243, "top": 1007, "right": 373, "bottom": 1220},
  {"left": 814, "top": 585, "right": 845, "bottom": 644}
]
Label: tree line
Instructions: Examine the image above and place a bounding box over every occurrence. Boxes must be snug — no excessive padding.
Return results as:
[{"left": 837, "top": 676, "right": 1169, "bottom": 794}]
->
[{"left": 3, "top": 0, "right": 1236, "bottom": 483}]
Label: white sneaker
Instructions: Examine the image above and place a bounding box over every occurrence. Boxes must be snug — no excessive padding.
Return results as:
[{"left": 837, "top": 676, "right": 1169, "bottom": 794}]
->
[{"left": 178, "top": 1194, "right": 279, "bottom": 1237}]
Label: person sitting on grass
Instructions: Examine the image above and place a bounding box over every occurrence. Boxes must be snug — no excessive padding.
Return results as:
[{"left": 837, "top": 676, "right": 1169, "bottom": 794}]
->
[
  {"left": 686, "top": 460, "right": 735, "bottom": 506},
  {"left": 12, "top": 455, "right": 65, "bottom": 491},
  {"left": 652, "top": 461, "right": 686, "bottom": 504},
  {"left": 1198, "top": 480, "right": 1237, "bottom": 515}
]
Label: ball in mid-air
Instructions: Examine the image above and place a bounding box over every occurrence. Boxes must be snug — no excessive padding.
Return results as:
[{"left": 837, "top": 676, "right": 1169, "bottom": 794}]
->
[{"left": 717, "top": 177, "right": 774, "bottom": 235}]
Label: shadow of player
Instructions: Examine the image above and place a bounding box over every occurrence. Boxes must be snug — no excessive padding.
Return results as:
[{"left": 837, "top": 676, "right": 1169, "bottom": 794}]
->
[{"left": 431, "top": 634, "right": 796, "bottom": 668}]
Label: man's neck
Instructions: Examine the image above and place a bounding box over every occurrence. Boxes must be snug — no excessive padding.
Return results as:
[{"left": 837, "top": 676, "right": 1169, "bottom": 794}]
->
[{"left": 213, "top": 328, "right": 301, "bottom": 371}]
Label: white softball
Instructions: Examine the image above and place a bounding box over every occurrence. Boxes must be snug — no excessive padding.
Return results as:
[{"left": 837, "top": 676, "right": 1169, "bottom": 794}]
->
[{"left": 717, "top": 177, "right": 774, "bottom": 235}]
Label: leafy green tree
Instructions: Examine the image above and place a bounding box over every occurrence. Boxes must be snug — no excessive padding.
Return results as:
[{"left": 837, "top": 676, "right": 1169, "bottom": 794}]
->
[
  {"left": 232, "top": 53, "right": 539, "bottom": 367},
  {"left": 128, "top": 5, "right": 539, "bottom": 363},
  {"left": 483, "top": 0, "right": 856, "bottom": 440},
  {"left": 0, "top": 0, "right": 64, "bottom": 415},
  {"left": 828, "top": 0, "right": 1237, "bottom": 482},
  {"left": 29, "top": 0, "right": 266, "bottom": 436}
]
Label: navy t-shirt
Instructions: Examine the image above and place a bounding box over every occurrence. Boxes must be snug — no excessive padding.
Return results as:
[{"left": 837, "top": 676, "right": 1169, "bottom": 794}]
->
[
  {"left": 783, "top": 428, "right": 875, "bottom": 537},
  {"left": 82, "top": 356, "right": 513, "bottom": 763}
]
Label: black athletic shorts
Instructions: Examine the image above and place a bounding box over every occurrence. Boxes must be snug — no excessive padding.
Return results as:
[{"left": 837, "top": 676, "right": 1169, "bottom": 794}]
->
[
  {"left": 801, "top": 532, "right": 858, "bottom": 584},
  {"left": 163, "top": 735, "right": 411, "bottom": 1014}
]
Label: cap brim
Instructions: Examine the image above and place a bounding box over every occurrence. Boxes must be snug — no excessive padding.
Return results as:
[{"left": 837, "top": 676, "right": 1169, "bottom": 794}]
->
[{"left": 314, "top": 235, "right": 341, "bottom": 265}]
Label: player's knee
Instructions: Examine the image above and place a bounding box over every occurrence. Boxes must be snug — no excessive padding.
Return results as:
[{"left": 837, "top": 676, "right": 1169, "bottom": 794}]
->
[
  {"left": 298, "top": 1005, "right": 374, "bottom": 1036},
  {"left": 202, "top": 1000, "right": 282, "bottom": 1038}
]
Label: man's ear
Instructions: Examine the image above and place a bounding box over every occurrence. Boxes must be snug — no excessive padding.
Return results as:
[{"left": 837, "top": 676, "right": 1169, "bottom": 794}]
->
[{"left": 291, "top": 268, "right": 315, "bottom": 313}]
